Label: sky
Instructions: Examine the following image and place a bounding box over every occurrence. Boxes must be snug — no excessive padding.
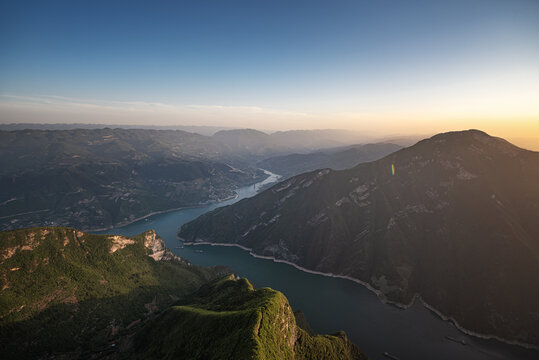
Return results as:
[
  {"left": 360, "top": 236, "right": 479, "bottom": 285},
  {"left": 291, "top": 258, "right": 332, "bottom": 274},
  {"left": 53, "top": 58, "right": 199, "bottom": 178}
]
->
[{"left": 1, "top": 0, "right": 538, "bottom": 144}]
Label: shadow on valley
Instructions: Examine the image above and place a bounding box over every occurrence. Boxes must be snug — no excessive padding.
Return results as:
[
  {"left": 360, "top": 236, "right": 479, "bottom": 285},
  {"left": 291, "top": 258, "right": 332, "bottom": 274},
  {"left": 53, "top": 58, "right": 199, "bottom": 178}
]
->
[{"left": 0, "top": 287, "right": 172, "bottom": 359}]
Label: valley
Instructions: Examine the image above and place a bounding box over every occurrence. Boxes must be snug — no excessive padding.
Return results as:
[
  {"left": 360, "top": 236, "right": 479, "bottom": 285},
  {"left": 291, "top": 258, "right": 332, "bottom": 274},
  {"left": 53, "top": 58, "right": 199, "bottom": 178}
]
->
[
  {"left": 0, "top": 128, "right": 391, "bottom": 231},
  {"left": 99, "top": 171, "right": 539, "bottom": 360},
  {"left": 3, "top": 1, "right": 537, "bottom": 358},
  {"left": 2, "top": 128, "right": 538, "bottom": 359}
]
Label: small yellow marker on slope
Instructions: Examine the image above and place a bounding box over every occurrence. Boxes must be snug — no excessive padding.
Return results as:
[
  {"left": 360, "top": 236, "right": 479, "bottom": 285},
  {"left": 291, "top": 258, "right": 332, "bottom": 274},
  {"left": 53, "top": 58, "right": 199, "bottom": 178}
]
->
[{"left": 391, "top": 164, "right": 395, "bottom": 176}]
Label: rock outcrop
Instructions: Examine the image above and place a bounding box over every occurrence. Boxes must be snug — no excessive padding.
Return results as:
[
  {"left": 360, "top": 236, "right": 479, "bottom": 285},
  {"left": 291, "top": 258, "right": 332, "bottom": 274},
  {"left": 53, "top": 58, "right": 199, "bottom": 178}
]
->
[{"left": 142, "top": 230, "right": 189, "bottom": 263}]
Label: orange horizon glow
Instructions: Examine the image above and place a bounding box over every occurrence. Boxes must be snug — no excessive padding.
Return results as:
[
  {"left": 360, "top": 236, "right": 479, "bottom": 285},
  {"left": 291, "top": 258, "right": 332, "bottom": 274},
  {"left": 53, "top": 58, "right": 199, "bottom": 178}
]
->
[{"left": 1, "top": 94, "right": 538, "bottom": 150}]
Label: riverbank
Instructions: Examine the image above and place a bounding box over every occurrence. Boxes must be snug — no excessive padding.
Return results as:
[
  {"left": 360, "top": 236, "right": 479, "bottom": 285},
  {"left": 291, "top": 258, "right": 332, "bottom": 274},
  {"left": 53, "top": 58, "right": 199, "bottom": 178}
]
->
[
  {"left": 87, "top": 204, "right": 206, "bottom": 232},
  {"left": 88, "top": 170, "right": 281, "bottom": 233},
  {"left": 182, "top": 240, "right": 539, "bottom": 351}
]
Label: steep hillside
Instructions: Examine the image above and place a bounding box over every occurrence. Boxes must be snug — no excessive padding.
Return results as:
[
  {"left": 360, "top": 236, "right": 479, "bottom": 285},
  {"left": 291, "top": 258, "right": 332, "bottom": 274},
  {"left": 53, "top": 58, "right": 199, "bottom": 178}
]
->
[
  {"left": 131, "top": 275, "right": 367, "bottom": 360},
  {"left": 0, "top": 129, "right": 264, "bottom": 231},
  {"left": 179, "top": 130, "right": 539, "bottom": 347},
  {"left": 0, "top": 227, "right": 229, "bottom": 359},
  {"left": 258, "top": 143, "right": 402, "bottom": 179},
  {"left": 0, "top": 227, "right": 366, "bottom": 359}
]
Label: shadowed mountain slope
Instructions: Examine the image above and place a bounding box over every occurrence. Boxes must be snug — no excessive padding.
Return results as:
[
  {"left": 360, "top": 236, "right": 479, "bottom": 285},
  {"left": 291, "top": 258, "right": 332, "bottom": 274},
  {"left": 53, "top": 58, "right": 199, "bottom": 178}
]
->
[{"left": 179, "top": 130, "right": 539, "bottom": 347}]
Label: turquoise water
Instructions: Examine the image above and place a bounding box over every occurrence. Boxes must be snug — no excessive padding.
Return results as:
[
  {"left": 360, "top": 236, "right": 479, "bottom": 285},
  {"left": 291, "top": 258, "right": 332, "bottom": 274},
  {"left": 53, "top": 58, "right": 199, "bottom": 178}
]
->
[{"left": 95, "top": 172, "right": 537, "bottom": 360}]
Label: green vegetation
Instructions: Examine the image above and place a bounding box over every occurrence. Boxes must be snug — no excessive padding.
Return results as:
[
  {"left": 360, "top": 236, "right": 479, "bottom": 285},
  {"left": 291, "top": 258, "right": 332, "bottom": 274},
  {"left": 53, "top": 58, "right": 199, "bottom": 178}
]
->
[
  {"left": 132, "top": 276, "right": 368, "bottom": 360},
  {"left": 1, "top": 227, "right": 367, "bottom": 359},
  {"left": 0, "top": 227, "right": 228, "bottom": 359}
]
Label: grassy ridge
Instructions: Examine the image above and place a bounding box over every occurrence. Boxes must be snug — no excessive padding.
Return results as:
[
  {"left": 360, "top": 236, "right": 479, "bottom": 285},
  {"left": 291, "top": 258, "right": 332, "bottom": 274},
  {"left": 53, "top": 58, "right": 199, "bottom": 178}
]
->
[{"left": 133, "top": 276, "right": 368, "bottom": 360}]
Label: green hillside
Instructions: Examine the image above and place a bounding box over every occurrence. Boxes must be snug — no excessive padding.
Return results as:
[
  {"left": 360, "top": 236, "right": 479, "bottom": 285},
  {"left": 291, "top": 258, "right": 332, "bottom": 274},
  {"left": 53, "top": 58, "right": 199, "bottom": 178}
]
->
[
  {"left": 132, "top": 275, "right": 367, "bottom": 360},
  {"left": 0, "top": 227, "right": 367, "bottom": 359},
  {"left": 0, "top": 227, "right": 229, "bottom": 359}
]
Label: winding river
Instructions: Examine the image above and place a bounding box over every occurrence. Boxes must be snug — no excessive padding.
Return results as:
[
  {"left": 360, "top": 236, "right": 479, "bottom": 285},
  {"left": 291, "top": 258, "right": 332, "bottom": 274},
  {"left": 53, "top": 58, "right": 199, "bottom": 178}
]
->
[{"left": 95, "top": 171, "right": 537, "bottom": 360}]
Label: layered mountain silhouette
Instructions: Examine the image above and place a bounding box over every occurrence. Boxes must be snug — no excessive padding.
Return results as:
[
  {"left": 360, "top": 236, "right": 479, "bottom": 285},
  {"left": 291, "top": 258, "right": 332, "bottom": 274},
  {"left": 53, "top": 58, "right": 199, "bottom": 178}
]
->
[
  {"left": 179, "top": 130, "right": 539, "bottom": 347},
  {"left": 213, "top": 128, "right": 370, "bottom": 156},
  {"left": 0, "top": 127, "right": 377, "bottom": 230},
  {"left": 258, "top": 143, "right": 402, "bottom": 179}
]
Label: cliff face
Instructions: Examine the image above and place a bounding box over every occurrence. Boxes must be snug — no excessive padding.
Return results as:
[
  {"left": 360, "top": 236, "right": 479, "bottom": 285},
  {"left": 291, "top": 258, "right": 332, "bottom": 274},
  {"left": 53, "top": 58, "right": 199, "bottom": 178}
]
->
[
  {"left": 142, "top": 230, "right": 188, "bottom": 263},
  {"left": 179, "top": 130, "right": 539, "bottom": 347},
  {"left": 133, "top": 276, "right": 367, "bottom": 360}
]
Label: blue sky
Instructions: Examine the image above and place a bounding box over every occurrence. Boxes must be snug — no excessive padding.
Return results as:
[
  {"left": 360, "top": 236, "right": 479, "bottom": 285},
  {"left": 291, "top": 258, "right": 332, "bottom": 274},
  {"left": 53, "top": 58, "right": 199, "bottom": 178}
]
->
[{"left": 1, "top": 0, "right": 538, "bottom": 137}]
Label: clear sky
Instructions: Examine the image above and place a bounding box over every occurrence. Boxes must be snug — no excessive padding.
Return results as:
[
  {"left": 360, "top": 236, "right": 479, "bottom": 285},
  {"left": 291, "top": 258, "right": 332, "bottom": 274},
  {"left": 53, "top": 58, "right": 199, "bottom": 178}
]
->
[{"left": 1, "top": 0, "right": 538, "bottom": 142}]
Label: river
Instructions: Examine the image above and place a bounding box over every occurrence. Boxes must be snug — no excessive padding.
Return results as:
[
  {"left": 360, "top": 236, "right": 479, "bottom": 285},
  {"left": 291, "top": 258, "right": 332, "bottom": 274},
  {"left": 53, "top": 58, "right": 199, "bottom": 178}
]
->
[{"left": 95, "top": 171, "right": 538, "bottom": 360}]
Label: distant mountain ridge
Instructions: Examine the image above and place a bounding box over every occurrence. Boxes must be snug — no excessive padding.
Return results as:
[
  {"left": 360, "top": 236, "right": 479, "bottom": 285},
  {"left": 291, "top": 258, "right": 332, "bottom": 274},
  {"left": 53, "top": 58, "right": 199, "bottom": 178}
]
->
[
  {"left": 258, "top": 143, "right": 402, "bottom": 179},
  {"left": 0, "top": 124, "right": 370, "bottom": 152},
  {"left": 0, "top": 123, "right": 237, "bottom": 136},
  {"left": 213, "top": 128, "right": 371, "bottom": 155},
  {"left": 179, "top": 130, "right": 539, "bottom": 347}
]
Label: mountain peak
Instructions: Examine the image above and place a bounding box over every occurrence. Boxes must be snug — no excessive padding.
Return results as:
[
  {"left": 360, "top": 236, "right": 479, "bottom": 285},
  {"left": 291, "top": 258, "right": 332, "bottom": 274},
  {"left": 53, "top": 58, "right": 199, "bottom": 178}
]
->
[
  {"left": 419, "top": 129, "right": 494, "bottom": 146},
  {"left": 400, "top": 129, "right": 524, "bottom": 162}
]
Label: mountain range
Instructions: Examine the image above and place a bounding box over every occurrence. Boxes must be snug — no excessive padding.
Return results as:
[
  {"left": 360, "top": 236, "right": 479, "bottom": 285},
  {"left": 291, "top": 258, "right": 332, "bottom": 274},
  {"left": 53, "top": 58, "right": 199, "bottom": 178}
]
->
[
  {"left": 178, "top": 130, "right": 539, "bottom": 347},
  {"left": 213, "top": 128, "right": 371, "bottom": 156},
  {"left": 0, "top": 128, "right": 396, "bottom": 232},
  {"left": 258, "top": 143, "right": 402, "bottom": 179}
]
